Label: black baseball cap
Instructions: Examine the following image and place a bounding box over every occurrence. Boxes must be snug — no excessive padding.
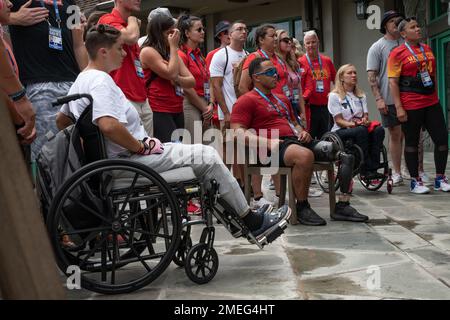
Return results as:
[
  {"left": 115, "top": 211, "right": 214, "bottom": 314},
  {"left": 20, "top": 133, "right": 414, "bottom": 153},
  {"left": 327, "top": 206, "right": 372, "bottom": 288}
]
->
[
  {"left": 380, "top": 10, "right": 403, "bottom": 34},
  {"left": 214, "top": 20, "right": 230, "bottom": 39}
]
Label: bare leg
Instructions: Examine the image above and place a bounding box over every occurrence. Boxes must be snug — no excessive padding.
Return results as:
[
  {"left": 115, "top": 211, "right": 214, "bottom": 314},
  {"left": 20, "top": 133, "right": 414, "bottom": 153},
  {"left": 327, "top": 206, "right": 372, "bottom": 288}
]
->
[
  {"left": 251, "top": 175, "right": 264, "bottom": 199},
  {"left": 282, "top": 144, "right": 314, "bottom": 201}
]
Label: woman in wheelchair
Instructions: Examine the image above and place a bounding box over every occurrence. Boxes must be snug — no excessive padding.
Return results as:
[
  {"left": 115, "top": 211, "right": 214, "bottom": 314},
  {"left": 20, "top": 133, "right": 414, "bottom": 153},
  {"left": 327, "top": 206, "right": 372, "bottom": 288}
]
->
[
  {"left": 328, "top": 64, "right": 385, "bottom": 180},
  {"left": 55, "top": 24, "right": 291, "bottom": 247}
]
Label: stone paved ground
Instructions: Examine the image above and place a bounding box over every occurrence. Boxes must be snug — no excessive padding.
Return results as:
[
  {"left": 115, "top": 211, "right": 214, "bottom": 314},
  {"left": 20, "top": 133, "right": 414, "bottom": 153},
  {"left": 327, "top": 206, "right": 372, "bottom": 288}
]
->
[{"left": 67, "top": 152, "right": 450, "bottom": 300}]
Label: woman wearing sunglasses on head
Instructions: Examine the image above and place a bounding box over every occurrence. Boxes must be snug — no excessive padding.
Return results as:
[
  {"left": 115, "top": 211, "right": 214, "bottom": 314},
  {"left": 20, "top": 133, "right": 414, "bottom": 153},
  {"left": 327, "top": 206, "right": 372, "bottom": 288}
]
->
[
  {"left": 275, "top": 29, "right": 306, "bottom": 126},
  {"left": 388, "top": 17, "right": 450, "bottom": 194},
  {"left": 140, "top": 14, "right": 195, "bottom": 143},
  {"left": 177, "top": 14, "right": 214, "bottom": 142}
]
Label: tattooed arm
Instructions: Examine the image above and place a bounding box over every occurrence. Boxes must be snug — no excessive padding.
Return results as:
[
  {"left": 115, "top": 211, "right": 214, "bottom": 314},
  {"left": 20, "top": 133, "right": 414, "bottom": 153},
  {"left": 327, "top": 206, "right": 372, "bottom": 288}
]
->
[{"left": 367, "top": 70, "right": 388, "bottom": 115}]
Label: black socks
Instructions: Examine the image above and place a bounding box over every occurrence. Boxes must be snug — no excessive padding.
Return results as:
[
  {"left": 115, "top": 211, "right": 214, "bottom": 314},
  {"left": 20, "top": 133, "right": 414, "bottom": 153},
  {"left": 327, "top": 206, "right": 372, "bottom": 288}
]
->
[{"left": 243, "top": 210, "right": 264, "bottom": 231}]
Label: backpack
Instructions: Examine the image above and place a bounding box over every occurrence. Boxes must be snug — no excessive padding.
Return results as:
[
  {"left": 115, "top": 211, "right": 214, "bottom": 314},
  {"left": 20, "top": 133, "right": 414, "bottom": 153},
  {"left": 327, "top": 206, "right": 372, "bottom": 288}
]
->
[
  {"left": 36, "top": 107, "right": 103, "bottom": 234},
  {"left": 223, "top": 47, "right": 250, "bottom": 98}
]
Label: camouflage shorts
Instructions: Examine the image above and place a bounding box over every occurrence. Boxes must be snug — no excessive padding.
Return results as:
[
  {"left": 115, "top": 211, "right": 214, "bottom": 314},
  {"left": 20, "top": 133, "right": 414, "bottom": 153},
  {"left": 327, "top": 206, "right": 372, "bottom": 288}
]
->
[{"left": 26, "top": 82, "right": 73, "bottom": 160}]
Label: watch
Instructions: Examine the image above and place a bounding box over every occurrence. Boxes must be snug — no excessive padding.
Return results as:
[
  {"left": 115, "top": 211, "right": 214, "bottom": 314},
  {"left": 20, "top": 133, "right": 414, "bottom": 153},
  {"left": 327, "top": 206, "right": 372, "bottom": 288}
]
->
[{"left": 8, "top": 87, "right": 27, "bottom": 102}]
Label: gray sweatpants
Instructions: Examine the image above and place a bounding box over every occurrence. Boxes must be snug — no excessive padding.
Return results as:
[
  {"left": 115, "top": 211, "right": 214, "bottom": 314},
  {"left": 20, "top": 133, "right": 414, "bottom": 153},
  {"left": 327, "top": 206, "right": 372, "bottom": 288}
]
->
[
  {"left": 26, "top": 81, "right": 72, "bottom": 160},
  {"left": 130, "top": 143, "right": 249, "bottom": 217}
]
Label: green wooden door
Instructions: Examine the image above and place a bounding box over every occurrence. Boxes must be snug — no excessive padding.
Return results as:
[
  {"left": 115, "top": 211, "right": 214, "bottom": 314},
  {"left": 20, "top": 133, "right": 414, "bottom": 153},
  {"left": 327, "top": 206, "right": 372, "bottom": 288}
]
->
[{"left": 432, "top": 31, "right": 450, "bottom": 145}]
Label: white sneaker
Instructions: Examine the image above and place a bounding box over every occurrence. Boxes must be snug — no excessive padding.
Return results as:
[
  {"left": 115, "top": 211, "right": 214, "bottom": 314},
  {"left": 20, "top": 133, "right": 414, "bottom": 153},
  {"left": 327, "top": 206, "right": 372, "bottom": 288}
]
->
[
  {"left": 251, "top": 197, "right": 274, "bottom": 209},
  {"left": 392, "top": 173, "right": 404, "bottom": 186},
  {"left": 420, "top": 172, "right": 433, "bottom": 186},
  {"left": 434, "top": 176, "right": 450, "bottom": 192},
  {"left": 410, "top": 179, "right": 430, "bottom": 194},
  {"left": 401, "top": 167, "right": 411, "bottom": 180},
  {"left": 308, "top": 187, "right": 324, "bottom": 198}
]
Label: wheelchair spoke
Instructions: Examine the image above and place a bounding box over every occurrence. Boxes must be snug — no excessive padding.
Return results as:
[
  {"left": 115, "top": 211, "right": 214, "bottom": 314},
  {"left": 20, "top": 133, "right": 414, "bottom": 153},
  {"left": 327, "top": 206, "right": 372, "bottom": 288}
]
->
[
  {"left": 120, "top": 232, "right": 152, "bottom": 273},
  {"left": 78, "top": 233, "right": 108, "bottom": 269},
  {"left": 119, "top": 173, "right": 140, "bottom": 216},
  {"left": 62, "top": 226, "right": 110, "bottom": 237},
  {"left": 125, "top": 199, "right": 164, "bottom": 222},
  {"left": 67, "top": 196, "right": 111, "bottom": 224}
]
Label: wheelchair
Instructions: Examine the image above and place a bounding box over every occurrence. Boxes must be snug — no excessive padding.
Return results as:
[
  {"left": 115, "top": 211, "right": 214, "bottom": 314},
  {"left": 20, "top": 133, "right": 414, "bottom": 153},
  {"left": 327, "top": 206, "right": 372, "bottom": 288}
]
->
[
  {"left": 39, "top": 94, "right": 286, "bottom": 295},
  {"left": 314, "top": 132, "right": 394, "bottom": 194}
]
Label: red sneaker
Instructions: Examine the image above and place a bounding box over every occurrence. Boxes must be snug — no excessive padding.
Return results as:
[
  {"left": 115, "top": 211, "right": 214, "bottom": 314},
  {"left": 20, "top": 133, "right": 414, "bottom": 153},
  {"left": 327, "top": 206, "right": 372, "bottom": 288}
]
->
[{"left": 187, "top": 200, "right": 202, "bottom": 215}]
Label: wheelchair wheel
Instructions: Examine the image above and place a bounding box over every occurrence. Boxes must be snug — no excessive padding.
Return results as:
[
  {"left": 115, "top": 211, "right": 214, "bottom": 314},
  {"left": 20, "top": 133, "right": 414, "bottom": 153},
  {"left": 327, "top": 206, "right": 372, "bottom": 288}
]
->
[
  {"left": 358, "top": 146, "right": 389, "bottom": 192},
  {"left": 315, "top": 132, "right": 344, "bottom": 193},
  {"left": 173, "top": 229, "right": 193, "bottom": 267},
  {"left": 185, "top": 243, "right": 219, "bottom": 285},
  {"left": 47, "top": 159, "right": 182, "bottom": 295}
]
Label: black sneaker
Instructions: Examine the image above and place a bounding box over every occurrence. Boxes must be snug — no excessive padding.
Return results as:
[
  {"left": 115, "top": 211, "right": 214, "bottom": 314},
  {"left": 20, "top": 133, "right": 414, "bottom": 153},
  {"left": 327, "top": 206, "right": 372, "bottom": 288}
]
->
[
  {"left": 331, "top": 202, "right": 369, "bottom": 223},
  {"left": 250, "top": 205, "right": 291, "bottom": 240},
  {"left": 297, "top": 203, "right": 327, "bottom": 226},
  {"left": 230, "top": 204, "right": 273, "bottom": 237}
]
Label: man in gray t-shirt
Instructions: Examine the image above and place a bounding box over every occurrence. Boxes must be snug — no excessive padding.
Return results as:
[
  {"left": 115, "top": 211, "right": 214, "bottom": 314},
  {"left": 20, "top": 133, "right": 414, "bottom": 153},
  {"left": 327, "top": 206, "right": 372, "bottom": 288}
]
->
[
  {"left": 367, "top": 11, "right": 405, "bottom": 185},
  {"left": 367, "top": 11, "right": 430, "bottom": 186}
]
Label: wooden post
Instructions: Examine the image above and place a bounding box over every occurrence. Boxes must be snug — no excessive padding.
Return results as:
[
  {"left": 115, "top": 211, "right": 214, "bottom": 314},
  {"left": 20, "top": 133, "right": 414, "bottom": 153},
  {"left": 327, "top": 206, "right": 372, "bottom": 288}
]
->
[{"left": 0, "top": 98, "right": 65, "bottom": 300}]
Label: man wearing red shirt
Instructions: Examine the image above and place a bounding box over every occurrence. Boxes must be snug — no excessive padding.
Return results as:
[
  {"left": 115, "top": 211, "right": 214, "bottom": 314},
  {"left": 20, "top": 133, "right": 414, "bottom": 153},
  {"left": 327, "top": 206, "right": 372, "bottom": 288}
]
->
[
  {"left": 98, "top": 0, "right": 153, "bottom": 136},
  {"left": 299, "top": 30, "right": 336, "bottom": 140},
  {"left": 232, "top": 57, "right": 368, "bottom": 226},
  {"left": 206, "top": 21, "right": 231, "bottom": 69}
]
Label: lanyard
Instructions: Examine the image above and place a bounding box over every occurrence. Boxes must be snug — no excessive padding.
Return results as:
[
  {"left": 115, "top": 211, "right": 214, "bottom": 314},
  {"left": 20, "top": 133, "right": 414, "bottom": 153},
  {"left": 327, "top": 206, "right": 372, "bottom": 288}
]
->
[
  {"left": 306, "top": 53, "right": 323, "bottom": 80},
  {"left": 39, "top": 0, "right": 61, "bottom": 27},
  {"left": 189, "top": 52, "right": 208, "bottom": 78},
  {"left": 254, "top": 88, "right": 295, "bottom": 125},
  {"left": 405, "top": 42, "right": 428, "bottom": 71},
  {"left": 258, "top": 49, "right": 270, "bottom": 59},
  {"left": 344, "top": 95, "right": 364, "bottom": 117}
]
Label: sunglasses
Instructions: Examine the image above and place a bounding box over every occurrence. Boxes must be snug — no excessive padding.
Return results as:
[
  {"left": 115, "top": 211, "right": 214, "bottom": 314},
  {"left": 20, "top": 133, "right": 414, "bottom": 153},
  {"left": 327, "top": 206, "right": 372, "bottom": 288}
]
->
[
  {"left": 280, "top": 38, "right": 292, "bottom": 44},
  {"left": 195, "top": 27, "right": 206, "bottom": 32},
  {"left": 255, "top": 67, "right": 278, "bottom": 77},
  {"left": 232, "top": 27, "right": 249, "bottom": 33}
]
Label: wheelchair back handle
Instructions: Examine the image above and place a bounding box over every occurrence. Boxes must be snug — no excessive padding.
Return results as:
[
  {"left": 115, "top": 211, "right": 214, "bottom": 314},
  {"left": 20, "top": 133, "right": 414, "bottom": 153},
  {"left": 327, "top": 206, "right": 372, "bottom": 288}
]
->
[{"left": 52, "top": 94, "right": 93, "bottom": 107}]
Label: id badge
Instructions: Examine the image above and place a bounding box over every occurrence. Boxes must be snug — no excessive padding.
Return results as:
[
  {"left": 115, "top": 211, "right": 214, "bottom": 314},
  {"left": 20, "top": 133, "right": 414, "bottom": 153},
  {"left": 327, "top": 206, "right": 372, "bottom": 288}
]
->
[
  {"left": 175, "top": 85, "right": 184, "bottom": 97},
  {"left": 420, "top": 71, "right": 433, "bottom": 88},
  {"left": 49, "top": 26, "right": 63, "bottom": 51},
  {"left": 134, "top": 59, "right": 144, "bottom": 79},
  {"left": 203, "top": 82, "right": 211, "bottom": 102},
  {"left": 282, "top": 85, "right": 291, "bottom": 98},
  {"left": 292, "top": 88, "right": 300, "bottom": 105},
  {"left": 316, "top": 80, "right": 324, "bottom": 93}
]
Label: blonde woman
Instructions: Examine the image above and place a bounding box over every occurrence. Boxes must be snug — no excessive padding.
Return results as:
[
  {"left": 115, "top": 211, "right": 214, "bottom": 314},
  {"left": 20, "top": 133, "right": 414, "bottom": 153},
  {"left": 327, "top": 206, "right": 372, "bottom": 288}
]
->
[
  {"left": 328, "top": 64, "right": 385, "bottom": 178},
  {"left": 275, "top": 29, "right": 306, "bottom": 125},
  {"left": 292, "top": 38, "right": 304, "bottom": 59}
]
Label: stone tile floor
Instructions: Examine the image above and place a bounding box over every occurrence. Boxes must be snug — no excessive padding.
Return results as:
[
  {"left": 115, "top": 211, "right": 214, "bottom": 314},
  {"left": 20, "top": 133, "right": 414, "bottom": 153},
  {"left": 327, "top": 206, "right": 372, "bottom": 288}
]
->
[{"left": 67, "top": 152, "right": 450, "bottom": 300}]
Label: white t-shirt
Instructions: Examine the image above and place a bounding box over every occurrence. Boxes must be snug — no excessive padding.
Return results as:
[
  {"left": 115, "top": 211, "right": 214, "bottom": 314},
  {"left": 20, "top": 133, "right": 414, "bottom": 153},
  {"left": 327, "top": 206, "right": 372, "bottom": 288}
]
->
[
  {"left": 328, "top": 92, "right": 368, "bottom": 132},
  {"left": 60, "top": 69, "right": 147, "bottom": 159},
  {"left": 209, "top": 46, "right": 247, "bottom": 120}
]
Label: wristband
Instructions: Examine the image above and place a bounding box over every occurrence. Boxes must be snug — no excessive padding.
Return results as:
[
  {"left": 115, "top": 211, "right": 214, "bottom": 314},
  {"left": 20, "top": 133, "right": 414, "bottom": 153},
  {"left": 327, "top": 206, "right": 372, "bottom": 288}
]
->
[{"left": 8, "top": 87, "right": 27, "bottom": 102}]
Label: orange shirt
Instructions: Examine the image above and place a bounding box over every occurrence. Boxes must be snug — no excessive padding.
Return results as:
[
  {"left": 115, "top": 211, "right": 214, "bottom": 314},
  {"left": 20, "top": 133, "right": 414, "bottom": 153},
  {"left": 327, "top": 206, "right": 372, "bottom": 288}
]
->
[{"left": 387, "top": 43, "right": 439, "bottom": 110}]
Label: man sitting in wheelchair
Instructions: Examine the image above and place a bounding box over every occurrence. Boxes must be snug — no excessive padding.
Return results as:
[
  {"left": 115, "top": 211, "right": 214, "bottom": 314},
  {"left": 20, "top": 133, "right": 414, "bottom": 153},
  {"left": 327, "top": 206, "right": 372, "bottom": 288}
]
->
[
  {"left": 55, "top": 24, "right": 291, "bottom": 246},
  {"left": 231, "top": 57, "right": 369, "bottom": 226},
  {"left": 328, "top": 64, "right": 385, "bottom": 180}
]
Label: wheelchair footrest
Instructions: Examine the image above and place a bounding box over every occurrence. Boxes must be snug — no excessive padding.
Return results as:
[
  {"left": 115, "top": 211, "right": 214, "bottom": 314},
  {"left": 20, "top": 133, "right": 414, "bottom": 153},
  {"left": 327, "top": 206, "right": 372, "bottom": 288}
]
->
[{"left": 255, "top": 219, "right": 288, "bottom": 247}]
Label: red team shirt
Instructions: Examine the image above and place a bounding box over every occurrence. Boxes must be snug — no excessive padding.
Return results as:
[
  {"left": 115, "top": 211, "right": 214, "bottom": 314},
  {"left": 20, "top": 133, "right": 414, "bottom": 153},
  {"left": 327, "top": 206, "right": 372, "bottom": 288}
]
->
[
  {"left": 98, "top": 9, "right": 147, "bottom": 102},
  {"left": 178, "top": 45, "right": 209, "bottom": 97},
  {"left": 206, "top": 47, "right": 221, "bottom": 70},
  {"left": 387, "top": 43, "right": 439, "bottom": 110},
  {"left": 243, "top": 50, "right": 288, "bottom": 96},
  {"left": 231, "top": 90, "right": 297, "bottom": 138},
  {"left": 298, "top": 54, "right": 336, "bottom": 106}
]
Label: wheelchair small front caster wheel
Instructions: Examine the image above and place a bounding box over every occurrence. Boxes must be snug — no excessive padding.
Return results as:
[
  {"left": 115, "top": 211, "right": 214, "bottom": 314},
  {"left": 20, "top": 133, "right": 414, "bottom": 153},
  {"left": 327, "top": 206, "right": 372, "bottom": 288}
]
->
[
  {"left": 185, "top": 243, "right": 218, "bottom": 284},
  {"left": 387, "top": 179, "right": 394, "bottom": 194},
  {"left": 173, "top": 231, "right": 192, "bottom": 267}
]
